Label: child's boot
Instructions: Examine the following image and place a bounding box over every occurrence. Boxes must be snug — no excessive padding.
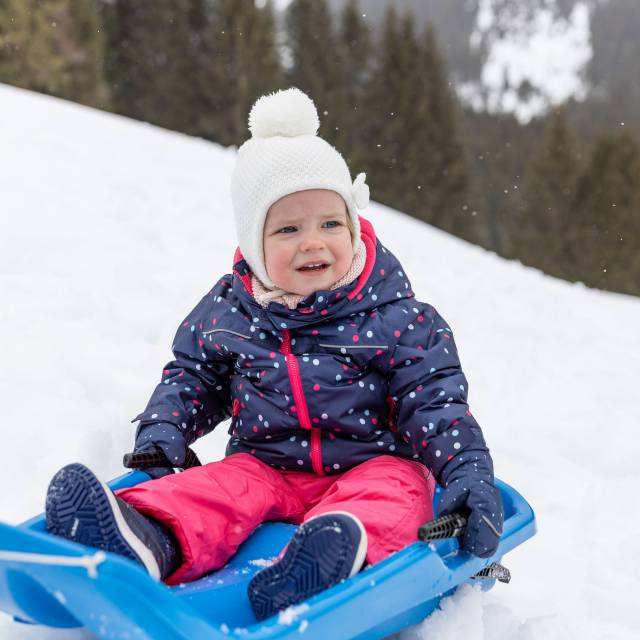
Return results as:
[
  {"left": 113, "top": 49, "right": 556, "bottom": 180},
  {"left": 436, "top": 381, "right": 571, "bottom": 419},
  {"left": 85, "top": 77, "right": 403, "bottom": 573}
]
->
[
  {"left": 45, "top": 463, "right": 176, "bottom": 580},
  {"left": 248, "top": 511, "right": 367, "bottom": 621}
]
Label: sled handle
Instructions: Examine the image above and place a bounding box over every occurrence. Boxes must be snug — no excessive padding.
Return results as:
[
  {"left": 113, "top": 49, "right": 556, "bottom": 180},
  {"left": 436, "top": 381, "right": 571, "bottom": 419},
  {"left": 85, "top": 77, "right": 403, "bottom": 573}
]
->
[
  {"left": 417, "top": 513, "right": 467, "bottom": 541},
  {"left": 122, "top": 446, "right": 202, "bottom": 470}
]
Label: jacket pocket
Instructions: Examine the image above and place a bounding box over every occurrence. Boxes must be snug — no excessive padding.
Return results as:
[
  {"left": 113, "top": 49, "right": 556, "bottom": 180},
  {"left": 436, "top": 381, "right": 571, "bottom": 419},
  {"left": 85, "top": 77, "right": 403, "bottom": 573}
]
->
[
  {"left": 202, "top": 328, "right": 252, "bottom": 340},
  {"left": 318, "top": 343, "right": 388, "bottom": 354}
]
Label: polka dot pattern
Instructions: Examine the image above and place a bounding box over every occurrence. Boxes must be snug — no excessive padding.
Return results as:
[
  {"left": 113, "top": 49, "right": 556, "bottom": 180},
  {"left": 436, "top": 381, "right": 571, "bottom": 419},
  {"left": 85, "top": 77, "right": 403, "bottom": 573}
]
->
[{"left": 133, "top": 229, "right": 489, "bottom": 485}]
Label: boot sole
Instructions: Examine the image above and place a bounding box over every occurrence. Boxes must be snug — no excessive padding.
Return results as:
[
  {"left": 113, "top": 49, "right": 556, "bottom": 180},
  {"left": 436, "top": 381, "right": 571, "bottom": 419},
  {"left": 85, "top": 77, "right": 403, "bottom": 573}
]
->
[
  {"left": 248, "top": 513, "right": 367, "bottom": 621},
  {"left": 45, "top": 463, "right": 160, "bottom": 579}
]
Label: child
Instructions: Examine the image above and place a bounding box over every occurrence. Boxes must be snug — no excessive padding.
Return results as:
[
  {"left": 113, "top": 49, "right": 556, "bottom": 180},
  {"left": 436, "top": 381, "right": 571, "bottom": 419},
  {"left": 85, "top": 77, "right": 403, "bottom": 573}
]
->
[{"left": 45, "top": 88, "right": 503, "bottom": 621}]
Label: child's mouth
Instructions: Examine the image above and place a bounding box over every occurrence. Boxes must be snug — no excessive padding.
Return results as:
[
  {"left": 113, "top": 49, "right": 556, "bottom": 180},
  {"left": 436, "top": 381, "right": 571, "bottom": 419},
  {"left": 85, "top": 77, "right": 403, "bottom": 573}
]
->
[{"left": 297, "top": 263, "right": 329, "bottom": 273}]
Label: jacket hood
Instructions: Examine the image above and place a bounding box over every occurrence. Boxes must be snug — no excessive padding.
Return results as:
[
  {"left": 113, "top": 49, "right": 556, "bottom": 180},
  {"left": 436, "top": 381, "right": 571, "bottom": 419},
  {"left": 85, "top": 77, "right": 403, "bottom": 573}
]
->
[{"left": 230, "top": 216, "right": 416, "bottom": 331}]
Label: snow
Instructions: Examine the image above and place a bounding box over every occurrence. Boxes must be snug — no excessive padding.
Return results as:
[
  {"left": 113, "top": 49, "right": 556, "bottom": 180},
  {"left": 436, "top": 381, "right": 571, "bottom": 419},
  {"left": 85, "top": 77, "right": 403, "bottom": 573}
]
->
[
  {"left": 248, "top": 557, "right": 276, "bottom": 568},
  {"left": 1, "top": 84, "right": 640, "bottom": 639},
  {"left": 460, "top": 0, "right": 592, "bottom": 122},
  {"left": 260, "top": 0, "right": 292, "bottom": 11},
  {"left": 277, "top": 603, "right": 310, "bottom": 625}
]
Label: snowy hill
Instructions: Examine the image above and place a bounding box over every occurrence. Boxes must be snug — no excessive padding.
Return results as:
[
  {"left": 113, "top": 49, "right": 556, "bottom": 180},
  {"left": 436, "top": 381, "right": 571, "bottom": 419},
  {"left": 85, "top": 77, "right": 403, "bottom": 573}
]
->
[{"left": 1, "top": 84, "right": 640, "bottom": 639}]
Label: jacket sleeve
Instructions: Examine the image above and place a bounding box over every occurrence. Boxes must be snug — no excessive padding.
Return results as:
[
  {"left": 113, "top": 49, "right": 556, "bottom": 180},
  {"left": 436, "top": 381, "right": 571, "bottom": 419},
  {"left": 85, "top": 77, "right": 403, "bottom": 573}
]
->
[
  {"left": 132, "top": 280, "right": 233, "bottom": 454},
  {"left": 385, "top": 304, "right": 493, "bottom": 487}
]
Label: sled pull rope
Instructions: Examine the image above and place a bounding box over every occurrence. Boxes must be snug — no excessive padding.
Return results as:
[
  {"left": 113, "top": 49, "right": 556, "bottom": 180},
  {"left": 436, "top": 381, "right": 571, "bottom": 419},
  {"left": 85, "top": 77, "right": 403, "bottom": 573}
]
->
[
  {"left": 417, "top": 513, "right": 467, "bottom": 541},
  {"left": 0, "top": 549, "right": 106, "bottom": 578}
]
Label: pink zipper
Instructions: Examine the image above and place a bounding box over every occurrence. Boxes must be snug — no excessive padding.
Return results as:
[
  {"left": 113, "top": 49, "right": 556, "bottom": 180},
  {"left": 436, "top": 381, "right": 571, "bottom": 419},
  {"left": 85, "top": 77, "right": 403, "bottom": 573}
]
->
[
  {"left": 281, "top": 330, "right": 324, "bottom": 475},
  {"left": 310, "top": 428, "right": 322, "bottom": 475}
]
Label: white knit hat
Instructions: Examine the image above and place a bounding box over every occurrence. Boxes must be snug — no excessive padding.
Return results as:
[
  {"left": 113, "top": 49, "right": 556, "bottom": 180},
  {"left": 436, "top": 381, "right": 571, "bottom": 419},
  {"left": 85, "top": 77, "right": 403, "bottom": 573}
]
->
[{"left": 231, "top": 88, "right": 370, "bottom": 288}]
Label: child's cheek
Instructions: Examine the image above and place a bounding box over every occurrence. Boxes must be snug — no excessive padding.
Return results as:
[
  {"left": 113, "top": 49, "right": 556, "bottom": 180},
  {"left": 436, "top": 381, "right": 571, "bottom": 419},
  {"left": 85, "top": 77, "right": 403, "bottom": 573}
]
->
[{"left": 265, "top": 246, "right": 290, "bottom": 286}]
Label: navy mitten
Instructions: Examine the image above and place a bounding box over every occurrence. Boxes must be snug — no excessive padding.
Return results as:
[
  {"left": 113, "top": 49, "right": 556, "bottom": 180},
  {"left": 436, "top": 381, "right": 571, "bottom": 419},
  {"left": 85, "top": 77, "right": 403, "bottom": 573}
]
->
[
  {"left": 134, "top": 422, "right": 187, "bottom": 480},
  {"left": 437, "top": 453, "right": 504, "bottom": 558}
]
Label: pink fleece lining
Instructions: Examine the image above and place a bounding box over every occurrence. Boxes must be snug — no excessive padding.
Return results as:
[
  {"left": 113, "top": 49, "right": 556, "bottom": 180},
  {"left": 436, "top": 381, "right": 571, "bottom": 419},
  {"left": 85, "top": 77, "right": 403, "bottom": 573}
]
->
[{"left": 346, "top": 216, "right": 376, "bottom": 300}]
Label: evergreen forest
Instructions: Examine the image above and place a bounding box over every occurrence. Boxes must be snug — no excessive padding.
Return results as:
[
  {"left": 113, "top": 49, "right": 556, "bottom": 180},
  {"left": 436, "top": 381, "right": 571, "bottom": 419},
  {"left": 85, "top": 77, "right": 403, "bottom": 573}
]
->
[{"left": 1, "top": 0, "right": 638, "bottom": 297}]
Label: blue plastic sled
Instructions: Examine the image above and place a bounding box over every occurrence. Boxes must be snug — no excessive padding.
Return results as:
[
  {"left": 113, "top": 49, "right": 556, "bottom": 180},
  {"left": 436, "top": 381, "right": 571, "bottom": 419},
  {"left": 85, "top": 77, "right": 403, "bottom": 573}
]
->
[{"left": 0, "top": 473, "right": 535, "bottom": 639}]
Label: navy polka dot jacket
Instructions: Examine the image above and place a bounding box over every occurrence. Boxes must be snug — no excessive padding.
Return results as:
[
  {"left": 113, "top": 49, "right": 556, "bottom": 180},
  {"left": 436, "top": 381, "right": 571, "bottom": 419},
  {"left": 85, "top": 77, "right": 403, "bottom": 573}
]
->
[{"left": 133, "top": 218, "right": 498, "bottom": 496}]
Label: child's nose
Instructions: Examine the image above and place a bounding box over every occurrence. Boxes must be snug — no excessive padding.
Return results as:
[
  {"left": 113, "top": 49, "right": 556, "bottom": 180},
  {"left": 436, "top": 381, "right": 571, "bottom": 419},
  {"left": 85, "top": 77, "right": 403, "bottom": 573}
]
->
[{"left": 299, "top": 233, "right": 325, "bottom": 252}]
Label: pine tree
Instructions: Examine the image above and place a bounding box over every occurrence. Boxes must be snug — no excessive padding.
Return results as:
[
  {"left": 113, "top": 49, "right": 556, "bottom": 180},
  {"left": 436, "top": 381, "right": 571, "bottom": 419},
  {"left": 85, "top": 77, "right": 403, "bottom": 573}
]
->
[
  {"left": 409, "top": 24, "right": 468, "bottom": 237},
  {"left": 285, "top": 0, "right": 342, "bottom": 144},
  {"left": 0, "top": 0, "right": 30, "bottom": 87},
  {"left": 513, "top": 107, "right": 581, "bottom": 279},
  {"left": 0, "top": 0, "right": 66, "bottom": 95},
  {"left": 461, "top": 109, "right": 545, "bottom": 255},
  {"left": 391, "top": 13, "right": 428, "bottom": 213},
  {"left": 54, "top": 0, "right": 106, "bottom": 106},
  {"left": 360, "top": 5, "right": 415, "bottom": 208},
  {"left": 362, "top": 10, "right": 468, "bottom": 237},
  {"left": 333, "top": 0, "right": 372, "bottom": 169},
  {"left": 195, "top": 0, "right": 281, "bottom": 146},
  {"left": 105, "top": 0, "right": 196, "bottom": 132},
  {"left": 249, "top": 1, "right": 282, "bottom": 102},
  {"left": 572, "top": 130, "right": 640, "bottom": 295},
  {"left": 0, "top": 0, "right": 106, "bottom": 105}
]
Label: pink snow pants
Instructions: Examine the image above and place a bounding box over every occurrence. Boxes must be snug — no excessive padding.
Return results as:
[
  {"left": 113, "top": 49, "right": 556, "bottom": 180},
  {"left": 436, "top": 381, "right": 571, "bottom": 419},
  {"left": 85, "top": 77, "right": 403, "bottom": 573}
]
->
[{"left": 116, "top": 453, "right": 435, "bottom": 585}]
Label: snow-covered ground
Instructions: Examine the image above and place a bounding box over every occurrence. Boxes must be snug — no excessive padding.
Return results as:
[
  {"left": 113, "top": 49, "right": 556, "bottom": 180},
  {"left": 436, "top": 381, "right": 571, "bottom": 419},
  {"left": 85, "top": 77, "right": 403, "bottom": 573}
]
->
[{"left": 1, "top": 84, "right": 639, "bottom": 639}]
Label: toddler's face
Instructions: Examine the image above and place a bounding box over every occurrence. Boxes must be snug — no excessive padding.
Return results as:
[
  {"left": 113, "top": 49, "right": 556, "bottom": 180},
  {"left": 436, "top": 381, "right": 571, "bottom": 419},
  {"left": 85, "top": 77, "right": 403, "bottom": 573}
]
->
[{"left": 263, "top": 189, "right": 353, "bottom": 297}]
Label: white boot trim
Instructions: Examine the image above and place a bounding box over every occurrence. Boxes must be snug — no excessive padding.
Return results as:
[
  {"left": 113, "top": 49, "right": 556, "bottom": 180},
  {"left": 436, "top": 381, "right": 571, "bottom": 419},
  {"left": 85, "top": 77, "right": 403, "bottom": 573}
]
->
[
  {"left": 100, "top": 480, "right": 161, "bottom": 581},
  {"left": 306, "top": 510, "right": 368, "bottom": 578}
]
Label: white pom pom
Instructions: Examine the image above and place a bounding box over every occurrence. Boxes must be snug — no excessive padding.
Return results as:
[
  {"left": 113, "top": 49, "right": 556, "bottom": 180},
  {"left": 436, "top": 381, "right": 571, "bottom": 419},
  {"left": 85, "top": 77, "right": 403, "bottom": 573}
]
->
[{"left": 249, "top": 88, "right": 319, "bottom": 138}]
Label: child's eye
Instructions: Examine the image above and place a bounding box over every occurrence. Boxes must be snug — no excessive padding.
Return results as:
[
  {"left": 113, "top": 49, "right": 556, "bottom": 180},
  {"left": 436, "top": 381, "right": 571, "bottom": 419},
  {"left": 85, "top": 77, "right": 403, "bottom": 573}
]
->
[
  {"left": 277, "top": 226, "right": 297, "bottom": 234},
  {"left": 322, "top": 220, "right": 341, "bottom": 229}
]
